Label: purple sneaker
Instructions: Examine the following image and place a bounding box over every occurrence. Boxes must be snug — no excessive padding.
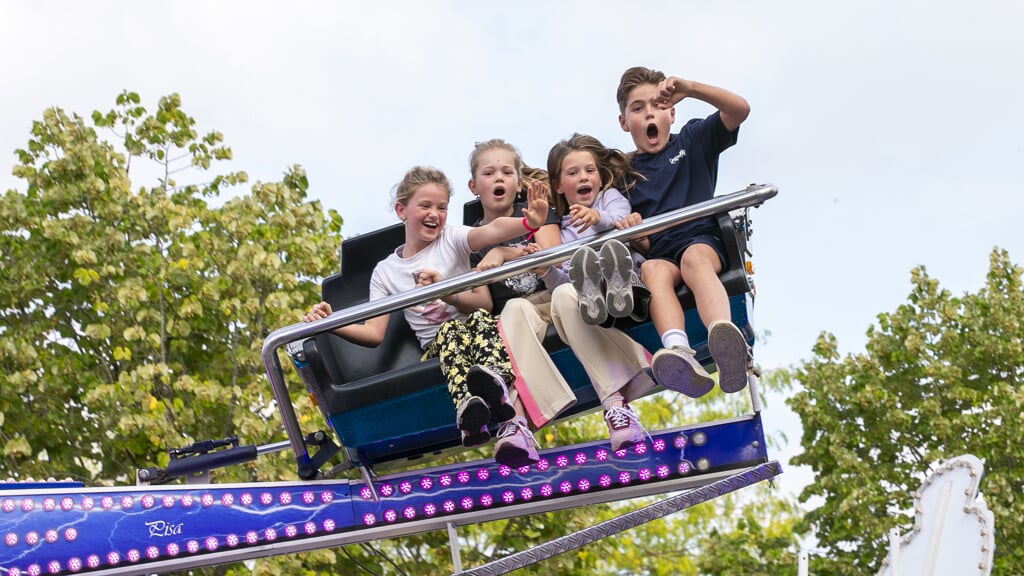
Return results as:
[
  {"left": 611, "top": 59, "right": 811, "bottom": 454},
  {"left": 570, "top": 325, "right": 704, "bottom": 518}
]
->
[
  {"left": 494, "top": 417, "right": 539, "bottom": 468},
  {"left": 707, "top": 320, "right": 751, "bottom": 394},
  {"left": 604, "top": 405, "right": 647, "bottom": 452},
  {"left": 651, "top": 346, "right": 715, "bottom": 399},
  {"left": 467, "top": 365, "right": 516, "bottom": 424}
]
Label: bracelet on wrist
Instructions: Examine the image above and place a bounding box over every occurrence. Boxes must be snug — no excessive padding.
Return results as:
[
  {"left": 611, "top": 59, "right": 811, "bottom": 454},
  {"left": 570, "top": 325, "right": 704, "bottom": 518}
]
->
[{"left": 521, "top": 216, "right": 541, "bottom": 233}]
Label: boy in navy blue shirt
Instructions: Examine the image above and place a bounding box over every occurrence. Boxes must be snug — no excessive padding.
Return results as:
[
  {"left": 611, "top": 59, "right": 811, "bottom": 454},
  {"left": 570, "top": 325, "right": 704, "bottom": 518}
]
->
[{"left": 614, "top": 66, "right": 751, "bottom": 398}]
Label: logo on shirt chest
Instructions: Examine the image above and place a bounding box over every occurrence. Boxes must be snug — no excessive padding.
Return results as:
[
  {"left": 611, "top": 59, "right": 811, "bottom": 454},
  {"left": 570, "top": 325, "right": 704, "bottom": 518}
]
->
[{"left": 669, "top": 149, "right": 687, "bottom": 165}]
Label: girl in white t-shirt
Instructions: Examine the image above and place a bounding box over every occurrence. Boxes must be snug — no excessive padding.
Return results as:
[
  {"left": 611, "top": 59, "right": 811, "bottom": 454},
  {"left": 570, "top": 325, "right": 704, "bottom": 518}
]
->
[{"left": 303, "top": 166, "right": 549, "bottom": 460}]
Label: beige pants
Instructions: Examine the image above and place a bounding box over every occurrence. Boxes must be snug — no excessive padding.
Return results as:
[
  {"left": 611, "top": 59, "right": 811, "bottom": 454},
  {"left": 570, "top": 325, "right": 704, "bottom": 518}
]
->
[{"left": 498, "top": 284, "right": 654, "bottom": 429}]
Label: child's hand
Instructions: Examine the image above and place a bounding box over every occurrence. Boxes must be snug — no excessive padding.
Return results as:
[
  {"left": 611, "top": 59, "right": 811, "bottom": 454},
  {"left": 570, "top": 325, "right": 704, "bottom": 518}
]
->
[
  {"left": 303, "top": 301, "right": 333, "bottom": 322},
  {"left": 657, "top": 76, "right": 694, "bottom": 109},
  {"left": 615, "top": 212, "right": 650, "bottom": 254},
  {"left": 614, "top": 212, "right": 643, "bottom": 230},
  {"left": 476, "top": 249, "right": 509, "bottom": 271},
  {"left": 523, "top": 242, "right": 548, "bottom": 275},
  {"left": 567, "top": 204, "right": 599, "bottom": 233},
  {"left": 413, "top": 269, "right": 445, "bottom": 286},
  {"left": 522, "top": 180, "right": 550, "bottom": 230}
]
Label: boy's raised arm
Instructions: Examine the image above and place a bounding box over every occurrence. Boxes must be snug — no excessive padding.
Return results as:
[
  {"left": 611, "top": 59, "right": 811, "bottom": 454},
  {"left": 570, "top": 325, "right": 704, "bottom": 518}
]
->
[{"left": 658, "top": 76, "right": 750, "bottom": 131}]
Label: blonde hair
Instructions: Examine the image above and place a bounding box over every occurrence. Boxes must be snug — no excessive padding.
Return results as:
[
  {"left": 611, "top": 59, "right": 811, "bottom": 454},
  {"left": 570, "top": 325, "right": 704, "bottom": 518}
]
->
[
  {"left": 546, "top": 133, "right": 643, "bottom": 216},
  {"left": 469, "top": 138, "right": 524, "bottom": 180},
  {"left": 393, "top": 166, "right": 452, "bottom": 207},
  {"left": 616, "top": 66, "right": 666, "bottom": 114},
  {"left": 470, "top": 138, "right": 551, "bottom": 203}
]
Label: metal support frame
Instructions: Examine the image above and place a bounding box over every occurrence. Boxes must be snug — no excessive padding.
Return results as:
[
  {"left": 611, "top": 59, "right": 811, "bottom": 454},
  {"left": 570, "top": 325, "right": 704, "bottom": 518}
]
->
[
  {"left": 448, "top": 522, "right": 463, "bottom": 574},
  {"left": 457, "top": 461, "right": 782, "bottom": 575}
]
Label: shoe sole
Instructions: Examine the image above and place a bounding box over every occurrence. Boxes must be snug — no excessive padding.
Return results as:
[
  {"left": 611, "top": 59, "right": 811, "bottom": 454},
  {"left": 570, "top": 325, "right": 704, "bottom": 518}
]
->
[
  {"left": 600, "top": 240, "right": 634, "bottom": 319},
  {"left": 651, "top": 350, "right": 714, "bottom": 399},
  {"left": 569, "top": 247, "right": 607, "bottom": 325},
  {"left": 457, "top": 396, "right": 491, "bottom": 447},
  {"left": 610, "top": 436, "right": 640, "bottom": 452},
  {"left": 467, "top": 366, "right": 516, "bottom": 424},
  {"left": 708, "top": 322, "right": 750, "bottom": 393},
  {"left": 495, "top": 443, "right": 539, "bottom": 468}
]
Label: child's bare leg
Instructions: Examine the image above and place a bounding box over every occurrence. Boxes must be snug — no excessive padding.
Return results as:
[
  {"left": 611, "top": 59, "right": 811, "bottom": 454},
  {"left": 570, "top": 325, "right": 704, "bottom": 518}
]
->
[
  {"left": 641, "top": 258, "right": 713, "bottom": 398},
  {"left": 679, "top": 244, "right": 749, "bottom": 393},
  {"left": 640, "top": 259, "right": 685, "bottom": 336},
  {"left": 678, "top": 244, "right": 728, "bottom": 327}
]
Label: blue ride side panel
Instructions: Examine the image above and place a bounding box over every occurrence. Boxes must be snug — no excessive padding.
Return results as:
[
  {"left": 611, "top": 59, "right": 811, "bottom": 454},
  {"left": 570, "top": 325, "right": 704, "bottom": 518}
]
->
[
  {"left": 0, "top": 416, "right": 771, "bottom": 576},
  {"left": 349, "top": 414, "right": 769, "bottom": 529},
  {"left": 0, "top": 482, "right": 354, "bottom": 576},
  {"left": 328, "top": 293, "right": 753, "bottom": 467}
]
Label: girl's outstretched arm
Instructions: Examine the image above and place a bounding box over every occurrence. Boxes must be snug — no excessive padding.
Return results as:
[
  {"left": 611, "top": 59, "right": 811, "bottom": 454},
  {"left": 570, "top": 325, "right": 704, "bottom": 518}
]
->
[
  {"left": 467, "top": 180, "right": 550, "bottom": 252},
  {"left": 303, "top": 301, "right": 390, "bottom": 347}
]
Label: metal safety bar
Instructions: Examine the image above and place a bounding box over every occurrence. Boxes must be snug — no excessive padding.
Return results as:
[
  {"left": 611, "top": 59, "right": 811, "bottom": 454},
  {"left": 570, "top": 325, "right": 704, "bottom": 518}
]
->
[{"left": 260, "top": 183, "right": 778, "bottom": 476}]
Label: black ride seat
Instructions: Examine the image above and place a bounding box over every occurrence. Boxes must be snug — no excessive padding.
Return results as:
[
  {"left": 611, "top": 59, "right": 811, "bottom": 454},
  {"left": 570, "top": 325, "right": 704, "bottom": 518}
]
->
[{"left": 300, "top": 201, "right": 754, "bottom": 469}]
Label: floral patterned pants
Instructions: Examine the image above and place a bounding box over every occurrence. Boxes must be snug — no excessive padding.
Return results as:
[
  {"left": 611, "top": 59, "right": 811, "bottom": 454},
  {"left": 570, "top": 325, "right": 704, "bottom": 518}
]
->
[{"left": 422, "top": 309, "right": 513, "bottom": 405}]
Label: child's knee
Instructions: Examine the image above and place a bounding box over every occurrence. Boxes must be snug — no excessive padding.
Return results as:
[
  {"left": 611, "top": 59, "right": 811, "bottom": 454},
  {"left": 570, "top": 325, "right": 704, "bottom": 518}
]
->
[
  {"left": 640, "top": 259, "right": 676, "bottom": 286},
  {"left": 501, "top": 297, "right": 529, "bottom": 320}
]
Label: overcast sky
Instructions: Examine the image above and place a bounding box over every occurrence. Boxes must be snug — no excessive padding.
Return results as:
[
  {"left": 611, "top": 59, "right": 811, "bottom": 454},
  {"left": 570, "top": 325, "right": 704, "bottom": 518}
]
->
[{"left": 3, "top": 1, "right": 1022, "bottom": 502}]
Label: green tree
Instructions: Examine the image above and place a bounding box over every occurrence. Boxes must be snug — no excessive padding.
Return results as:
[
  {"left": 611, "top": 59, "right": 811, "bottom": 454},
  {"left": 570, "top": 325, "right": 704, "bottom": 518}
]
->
[
  {"left": 0, "top": 92, "right": 343, "bottom": 573},
  {"left": 788, "top": 249, "right": 1023, "bottom": 575}
]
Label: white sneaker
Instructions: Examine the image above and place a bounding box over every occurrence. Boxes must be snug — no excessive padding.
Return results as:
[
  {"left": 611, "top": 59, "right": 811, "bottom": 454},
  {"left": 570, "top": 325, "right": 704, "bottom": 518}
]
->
[
  {"left": 599, "top": 239, "right": 634, "bottom": 319},
  {"left": 707, "top": 320, "right": 751, "bottom": 393},
  {"left": 651, "top": 346, "right": 715, "bottom": 398},
  {"left": 568, "top": 246, "right": 607, "bottom": 325}
]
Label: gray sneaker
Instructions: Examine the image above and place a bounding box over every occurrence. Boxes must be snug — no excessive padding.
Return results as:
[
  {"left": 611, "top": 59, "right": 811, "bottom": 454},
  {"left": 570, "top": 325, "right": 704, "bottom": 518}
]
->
[
  {"left": 568, "top": 246, "right": 607, "bottom": 325},
  {"left": 599, "top": 239, "right": 634, "bottom": 319},
  {"left": 707, "top": 320, "right": 751, "bottom": 393},
  {"left": 651, "top": 346, "right": 715, "bottom": 399}
]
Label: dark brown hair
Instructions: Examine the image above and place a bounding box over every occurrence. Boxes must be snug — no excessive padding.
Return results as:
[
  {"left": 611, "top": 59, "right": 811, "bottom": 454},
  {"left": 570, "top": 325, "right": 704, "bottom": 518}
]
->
[{"left": 546, "top": 133, "right": 643, "bottom": 216}]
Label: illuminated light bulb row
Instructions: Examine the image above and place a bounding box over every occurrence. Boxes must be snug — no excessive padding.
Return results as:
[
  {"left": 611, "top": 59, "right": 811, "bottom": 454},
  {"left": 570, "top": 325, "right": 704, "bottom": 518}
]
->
[
  {"left": 357, "top": 440, "right": 668, "bottom": 501},
  {"left": 359, "top": 461, "right": 677, "bottom": 526},
  {"left": 5, "top": 520, "right": 337, "bottom": 576},
  {"left": 1, "top": 489, "right": 336, "bottom": 516}
]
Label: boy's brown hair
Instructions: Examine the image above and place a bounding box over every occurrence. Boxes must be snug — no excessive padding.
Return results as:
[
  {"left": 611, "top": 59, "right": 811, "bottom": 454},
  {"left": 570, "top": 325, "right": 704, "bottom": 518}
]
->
[{"left": 616, "top": 66, "right": 667, "bottom": 113}]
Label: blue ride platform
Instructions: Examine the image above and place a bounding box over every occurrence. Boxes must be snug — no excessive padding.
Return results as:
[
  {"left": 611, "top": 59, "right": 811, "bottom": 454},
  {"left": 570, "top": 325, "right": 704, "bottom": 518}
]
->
[{"left": 0, "top": 416, "right": 778, "bottom": 575}]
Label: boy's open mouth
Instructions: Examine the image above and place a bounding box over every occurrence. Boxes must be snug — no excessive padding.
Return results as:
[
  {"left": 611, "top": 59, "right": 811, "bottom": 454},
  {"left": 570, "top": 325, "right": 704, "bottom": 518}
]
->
[
  {"left": 646, "top": 123, "right": 659, "bottom": 141},
  {"left": 493, "top": 185, "right": 507, "bottom": 198}
]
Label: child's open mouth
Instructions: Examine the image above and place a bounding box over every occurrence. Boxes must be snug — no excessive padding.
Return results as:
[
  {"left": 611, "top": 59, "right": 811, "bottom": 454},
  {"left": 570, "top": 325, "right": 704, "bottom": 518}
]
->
[
  {"left": 646, "top": 123, "right": 659, "bottom": 143},
  {"left": 493, "top": 185, "right": 507, "bottom": 198}
]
